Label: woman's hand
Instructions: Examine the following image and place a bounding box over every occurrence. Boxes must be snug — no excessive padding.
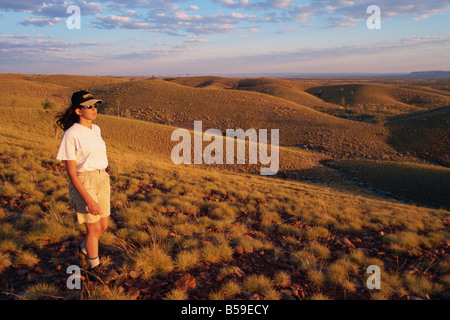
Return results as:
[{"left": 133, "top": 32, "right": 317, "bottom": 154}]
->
[
  {"left": 86, "top": 198, "right": 102, "bottom": 216},
  {"left": 66, "top": 160, "right": 102, "bottom": 216}
]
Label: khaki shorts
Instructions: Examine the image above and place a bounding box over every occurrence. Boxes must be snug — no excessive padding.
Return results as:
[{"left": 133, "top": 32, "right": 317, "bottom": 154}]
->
[{"left": 69, "top": 169, "right": 111, "bottom": 224}]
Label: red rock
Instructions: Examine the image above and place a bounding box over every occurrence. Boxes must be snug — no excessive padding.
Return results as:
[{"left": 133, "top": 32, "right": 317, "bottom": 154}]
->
[
  {"left": 234, "top": 245, "right": 244, "bottom": 255},
  {"left": 234, "top": 267, "right": 245, "bottom": 278},
  {"left": 249, "top": 293, "right": 260, "bottom": 300},
  {"left": 175, "top": 273, "right": 196, "bottom": 292},
  {"left": 215, "top": 274, "right": 225, "bottom": 282},
  {"left": 34, "top": 266, "right": 44, "bottom": 274},
  {"left": 343, "top": 237, "right": 355, "bottom": 248}
]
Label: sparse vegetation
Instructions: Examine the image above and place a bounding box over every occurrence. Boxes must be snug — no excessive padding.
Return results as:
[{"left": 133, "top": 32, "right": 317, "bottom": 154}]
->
[{"left": 0, "top": 74, "right": 448, "bottom": 301}]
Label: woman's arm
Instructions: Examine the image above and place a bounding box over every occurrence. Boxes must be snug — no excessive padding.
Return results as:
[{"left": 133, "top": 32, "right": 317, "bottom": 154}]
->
[{"left": 66, "top": 160, "right": 102, "bottom": 216}]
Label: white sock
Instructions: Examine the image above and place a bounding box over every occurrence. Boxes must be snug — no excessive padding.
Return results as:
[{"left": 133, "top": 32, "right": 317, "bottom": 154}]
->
[
  {"left": 88, "top": 256, "right": 100, "bottom": 269},
  {"left": 80, "top": 240, "right": 87, "bottom": 255}
]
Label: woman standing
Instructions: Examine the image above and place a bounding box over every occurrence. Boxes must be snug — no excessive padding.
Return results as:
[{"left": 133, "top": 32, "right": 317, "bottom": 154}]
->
[{"left": 56, "top": 90, "right": 110, "bottom": 272}]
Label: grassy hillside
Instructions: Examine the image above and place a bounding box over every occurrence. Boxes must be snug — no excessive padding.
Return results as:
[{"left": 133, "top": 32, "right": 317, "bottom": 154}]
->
[
  {"left": 0, "top": 73, "right": 131, "bottom": 90},
  {"left": 386, "top": 106, "right": 450, "bottom": 166},
  {"left": 166, "top": 76, "right": 239, "bottom": 90},
  {"left": 330, "top": 160, "right": 450, "bottom": 210},
  {"left": 0, "top": 79, "right": 69, "bottom": 110},
  {"left": 90, "top": 79, "right": 399, "bottom": 161},
  {"left": 306, "top": 83, "right": 450, "bottom": 121},
  {"left": 168, "top": 76, "right": 345, "bottom": 117},
  {"left": 0, "top": 74, "right": 131, "bottom": 111},
  {"left": 0, "top": 74, "right": 449, "bottom": 301},
  {"left": 169, "top": 77, "right": 450, "bottom": 124},
  {"left": 0, "top": 107, "right": 449, "bottom": 301}
]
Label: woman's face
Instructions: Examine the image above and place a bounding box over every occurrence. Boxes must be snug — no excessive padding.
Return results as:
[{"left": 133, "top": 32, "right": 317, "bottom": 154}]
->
[{"left": 76, "top": 105, "right": 98, "bottom": 121}]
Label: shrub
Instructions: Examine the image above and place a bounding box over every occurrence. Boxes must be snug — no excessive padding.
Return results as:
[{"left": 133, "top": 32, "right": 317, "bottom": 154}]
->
[
  {"left": 326, "top": 258, "right": 359, "bottom": 293},
  {"left": 273, "top": 271, "right": 291, "bottom": 287},
  {"left": 23, "top": 283, "right": 60, "bottom": 300},
  {"left": 132, "top": 245, "right": 174, "bottom": 280},
  {"left": 175, "top": 249, "right": 200, "bottom": 271},
  {"left": 221, "top": 280, "right": 241, "bottom": 299},
  {"left": 309, "top": 293, "right": 331, "bottom": 300},
  {"left": 243, "top": 274, "right": 273, "bottom": 295},
  {"left": 308, "top": 269, "right": 326, "bottom": 287},
  {"left": 89, "top": 285, "right": 136, "bottom": 300},
  {"left": 290, "top": 250, "right": 317, "bottom": 271},
  {"left": 308, "top": 242, "right": 330, "bottom": 260},
  {"left": 404, "top": 273, "right": 443, "bottom": 298},
  {"left": 201, "top": 242, "right": 233, "bottom": 263},
  {"left": 15, "top": 250, "right": 40, "bottom": 267},
  {"left": 41, "top": 99, "right": 57, "bottom": 110},
  {"left": 164, "top": 288, "right": 187, "bottom": 300}
]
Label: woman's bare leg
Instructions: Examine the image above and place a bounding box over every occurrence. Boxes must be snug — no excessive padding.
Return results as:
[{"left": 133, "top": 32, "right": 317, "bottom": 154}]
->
[{"left": 84, "top": 217, "right": 109, "bottom": 268}]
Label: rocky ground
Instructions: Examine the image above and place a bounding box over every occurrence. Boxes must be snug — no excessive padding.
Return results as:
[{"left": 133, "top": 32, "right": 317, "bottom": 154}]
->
[
  {"left": 1, "top": 217, "right": 449, "bottom": 300},
  {"left": 0, "top": 159, "right": 448, "bottom": 301}
]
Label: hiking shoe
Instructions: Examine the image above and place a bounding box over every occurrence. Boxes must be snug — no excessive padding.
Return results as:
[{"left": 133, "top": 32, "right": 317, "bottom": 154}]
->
[
  {"left": 84, "top": 264, "right": 108, "bottom": 284},
  {"left": 85, "top": 265, "right": 118, "bottom": 285}
]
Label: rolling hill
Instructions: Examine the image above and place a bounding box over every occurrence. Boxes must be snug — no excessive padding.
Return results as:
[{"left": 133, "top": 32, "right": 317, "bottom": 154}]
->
[
  {"left": 169, "top": 77, "right": 450, "bottom": 122},
  {"left": 306, "top": 83, "right": 450, "bottom": 109},
  {"left": 89, "top": 78, "right": 398, "bottom": 161},
  {"left": 0, "top": 73, "right": 449, "bottom": 301},
  {"left": 386, "top": 106, "right": 450, "bottom": 166},
  {"left": 168, "top": 76, "right": 344, "bottom": 116}
]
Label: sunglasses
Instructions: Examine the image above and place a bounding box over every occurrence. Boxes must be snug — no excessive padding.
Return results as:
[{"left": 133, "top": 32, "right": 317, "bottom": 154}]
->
[{"left": 78, "top": 104, "right": 97, "bottom": 110}]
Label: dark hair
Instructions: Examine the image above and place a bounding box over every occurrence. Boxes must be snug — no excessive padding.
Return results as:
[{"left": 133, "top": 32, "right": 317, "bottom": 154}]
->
[{"left": 55, "top": 90, "right": 89, "bottom": 131}]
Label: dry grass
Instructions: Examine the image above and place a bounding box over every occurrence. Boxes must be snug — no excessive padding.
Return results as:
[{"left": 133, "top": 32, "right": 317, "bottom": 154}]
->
[
  {"left": 331, "top": 159, "right": 450, "bottom": 210},
  {"left": 0, "top": 74, "right": 448, "bottom": 301},
  {"left": 130, "top": 244, "right": 174, "bottom": 280},
  {"left": 386, "top": 106, "right": 450, "bottom": 166}
]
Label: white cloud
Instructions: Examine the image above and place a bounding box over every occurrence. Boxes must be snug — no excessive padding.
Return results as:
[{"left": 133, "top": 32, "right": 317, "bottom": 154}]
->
[
  {"left": 91, "top": 15, "right": 151, "bottom": 29},
  {"left": 268, "top": 0, "right": 292, "bottom": 9},
  {"left": 290, "top": 5, "right": 318, "bottom": 23},
  {"left": 0, "top": 36, "right": 111, "bottom": 63},
  {"left": 20, "top": 17, "right": 62, "bottom": 27}
]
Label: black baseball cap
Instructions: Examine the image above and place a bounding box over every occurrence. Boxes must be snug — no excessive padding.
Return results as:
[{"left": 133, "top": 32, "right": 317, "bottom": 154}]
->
[{"left": 71, "top": 90, "right": 103, "bottom": 107}]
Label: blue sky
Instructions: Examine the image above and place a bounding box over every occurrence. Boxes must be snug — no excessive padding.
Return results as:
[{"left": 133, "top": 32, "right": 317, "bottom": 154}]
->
[{"left": 0, "top": 0, "right": 449, "bottom": 76}]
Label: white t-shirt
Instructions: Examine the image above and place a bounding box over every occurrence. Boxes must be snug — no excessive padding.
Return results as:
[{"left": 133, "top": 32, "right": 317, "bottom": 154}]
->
[{"left": 56, "top": 123, "right": 108, "bottom": 172}]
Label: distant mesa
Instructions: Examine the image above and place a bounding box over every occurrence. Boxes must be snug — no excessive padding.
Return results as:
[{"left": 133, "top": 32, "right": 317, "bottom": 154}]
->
[{"left": 408, "top": 71, "right": 450, "bottom": 78}]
